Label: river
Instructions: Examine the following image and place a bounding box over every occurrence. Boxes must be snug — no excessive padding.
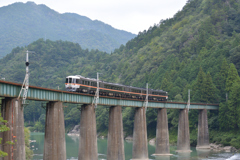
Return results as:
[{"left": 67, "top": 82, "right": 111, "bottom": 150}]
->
[{"left": 30, "top": 132, "right": 239, "bottom": 160}]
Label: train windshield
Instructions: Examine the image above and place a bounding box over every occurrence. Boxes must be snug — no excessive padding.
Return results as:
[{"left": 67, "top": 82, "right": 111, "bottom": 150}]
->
[{"left": 66, "top": 78, "right": 74, "bottom": 83}]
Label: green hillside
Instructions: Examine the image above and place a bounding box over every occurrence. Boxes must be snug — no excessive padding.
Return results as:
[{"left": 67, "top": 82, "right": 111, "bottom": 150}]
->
[
  {"left": 0, "top": 1, "right": 135, "bottom": 56},
  {"left": 1, "top": 0, "right": 240, "bottom": 148}
]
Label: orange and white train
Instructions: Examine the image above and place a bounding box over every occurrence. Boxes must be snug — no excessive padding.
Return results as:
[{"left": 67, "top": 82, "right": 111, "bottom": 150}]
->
[{"left": 65, "top": 75, "right": 168, "bottom": 101}]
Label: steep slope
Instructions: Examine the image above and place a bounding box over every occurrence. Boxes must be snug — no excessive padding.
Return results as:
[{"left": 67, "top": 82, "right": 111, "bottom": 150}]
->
[
  {"left": 0, "top": 1, "right": 135, "bottom": 56},
  {"left": 101, "top": 0, "right": 240, "bottom": 101}
]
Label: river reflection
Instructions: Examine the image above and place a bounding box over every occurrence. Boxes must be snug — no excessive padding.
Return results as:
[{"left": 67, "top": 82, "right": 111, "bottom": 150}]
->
[
  {"left": 197, "top": 149, "right": 211, "bottom": 159},
  {"left": 30, "top": 133, "right": 237, "bottom": 160},
  {"left": 176, "top": 152, "right": 191, "bottom": 160},
  {"left": 154, "top": 155, "right": 170, "bottom": 160}
]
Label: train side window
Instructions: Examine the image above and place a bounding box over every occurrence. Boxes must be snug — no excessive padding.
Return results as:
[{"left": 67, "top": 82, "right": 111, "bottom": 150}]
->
[
  {"left": 76, "top": 79, "right": 80, "bottom": 84},
  {"left": 104, "top": 85, "right": 112, "bottom": 89},
  {"left": 91, "top": 82, "right": 97, "bottom": 86},
  {"left": 132, "top": 89, "right": 140, "bottom": 93}
]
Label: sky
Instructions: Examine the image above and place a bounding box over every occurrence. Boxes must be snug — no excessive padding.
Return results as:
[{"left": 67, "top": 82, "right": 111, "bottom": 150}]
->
[{"left": 0, "top": 0, "right": 187, "bottom": 34}]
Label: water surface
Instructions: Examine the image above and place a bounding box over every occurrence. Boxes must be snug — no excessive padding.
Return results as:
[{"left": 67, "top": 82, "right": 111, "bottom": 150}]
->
[{"left": 30, "top": 132, "right": 239, "bottom": 160}]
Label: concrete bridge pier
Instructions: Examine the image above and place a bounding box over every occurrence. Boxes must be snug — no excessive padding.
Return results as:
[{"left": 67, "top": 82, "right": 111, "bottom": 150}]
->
[
  {"left": 176, "top": 109, "right": 191, "bottom": 152},
  {"left": 43, "top": 101, "right": 66, "bottom": 160},
  {"left": 154, "top": 108, "right": 172, "bottom": 156},
  {"left": 107, "top": 106, "right": 125, "bottom": 160},
  {"left": 197, "top": 109, "right": 210, "bottom": 149},
  {"left": 78, "top": 104, "right": 98, "bottom": 160},
  {"left": 1, "top": 98, "right": 25, "bottom": 160},
  {"left": 132, "top": 107, "right": 148, "bottom": 160}
]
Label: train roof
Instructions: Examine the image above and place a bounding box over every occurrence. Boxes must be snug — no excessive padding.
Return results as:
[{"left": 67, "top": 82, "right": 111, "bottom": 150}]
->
[{"left": 66, "top": 75, "right": 167, "bottom": 93}]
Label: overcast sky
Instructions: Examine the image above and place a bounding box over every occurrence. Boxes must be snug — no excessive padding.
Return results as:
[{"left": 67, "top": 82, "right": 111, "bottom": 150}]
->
[{"left": 0, "top": 0, "right": 187, "bottom": 34}]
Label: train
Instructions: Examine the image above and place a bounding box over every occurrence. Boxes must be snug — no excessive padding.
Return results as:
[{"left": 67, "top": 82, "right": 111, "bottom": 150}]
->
[{"left": 65, "top": 75, "right": 168, "bottom": 101}]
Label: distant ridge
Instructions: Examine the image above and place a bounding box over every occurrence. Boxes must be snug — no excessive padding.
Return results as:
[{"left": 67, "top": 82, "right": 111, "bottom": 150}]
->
[{"left": 0, "top": 1, "right": 136, "bottom": 56}]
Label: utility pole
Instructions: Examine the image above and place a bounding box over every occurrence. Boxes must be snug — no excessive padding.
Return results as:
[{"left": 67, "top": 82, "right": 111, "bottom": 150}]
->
[
  {"left": 143, "top": 83, "right": 148, "bottom": 112},
  {"left": 187, "top": 89, "right": 190, "bottom": 111},
  {"left": 92, "top": 72, "right": 101, "bottom": 108},
  {"left": 18, "top": 50, "right": 34, "bottom": 105}
]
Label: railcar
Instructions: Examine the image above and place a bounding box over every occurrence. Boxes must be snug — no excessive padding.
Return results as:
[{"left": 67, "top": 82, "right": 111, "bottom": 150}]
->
[{"left": 65, "top": 75, "right": 168, "bottom": 101}]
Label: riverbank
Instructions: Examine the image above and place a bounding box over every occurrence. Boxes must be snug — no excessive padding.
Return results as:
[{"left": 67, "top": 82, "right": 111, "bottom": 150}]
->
[{"left": 209, "top": 130, "right": 240, "bottom": 150}]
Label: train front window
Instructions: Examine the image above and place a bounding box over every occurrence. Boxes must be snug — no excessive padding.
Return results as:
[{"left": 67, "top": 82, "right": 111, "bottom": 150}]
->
[
  {"left": 69, "top": 78, "right": 72, "bottom": 83},
  {"left": 66, "top": 78, "right": 68, "bottom": 83}
]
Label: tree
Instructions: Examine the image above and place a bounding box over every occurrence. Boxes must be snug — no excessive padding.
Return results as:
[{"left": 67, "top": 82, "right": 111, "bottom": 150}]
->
[
  {"left": 227, "top": 82, "right": 240, "bottom": 130},
  {"left": 193, "top": 67, "right": 206, "bottom": 102},
  {"left": 214, "top": 58, "right": 229, "bottom": 102},
  {"left": 193, "top": 68, "right": 216, "bottom": 103},
  {"left": 161, "top": 78, "right": 170, "bottom": 91},
  {"left": 218, "top": 102, "right": 230, "bottom": 131},
  {"left": 0, "top": 114, "right": 10, "bottom": 157},
  {"left": 226, "top": 63, "right": 240, "bottom": 92},
  {"left": 174, "top": 94, "right": 183, "bottom": 102},
  {"left": 24, "top": 128, "right": 33, "bottom": 160},
  {"left": 122, "top": 107, "right": 135, "bottom": 136},
  {"left": 203, "top": 72, "right": 216, "bottom": 103}
]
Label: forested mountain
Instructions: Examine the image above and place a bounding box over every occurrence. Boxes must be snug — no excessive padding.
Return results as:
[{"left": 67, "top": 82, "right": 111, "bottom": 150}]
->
[
  {"left": 1, "top": 0, "right": 240, "bottom": 148},
  {"left": 0, "top": 1, "right": 135, "bottom": 56}
]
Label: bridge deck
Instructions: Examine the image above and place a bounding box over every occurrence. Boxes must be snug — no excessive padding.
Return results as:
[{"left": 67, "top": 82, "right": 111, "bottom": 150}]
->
[{"left": 0, "top": 80, "right": 219, "bottom": 110}]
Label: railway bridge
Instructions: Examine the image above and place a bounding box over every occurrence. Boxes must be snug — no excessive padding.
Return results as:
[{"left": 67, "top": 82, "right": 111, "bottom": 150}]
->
[{"left": 0, "top": 80, "right": 218, "bottom": 160}]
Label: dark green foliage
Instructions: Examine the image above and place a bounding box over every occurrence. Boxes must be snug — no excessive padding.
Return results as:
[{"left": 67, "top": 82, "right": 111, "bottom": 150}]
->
[
  {"left": 122, "top": 107, "right": 135, "bottom": 137},
  {"left": 146, "top": 108, "right": 157, "bottom": 138},
  {"left": 192, "top": 68, "right": 216, "bottom": 103},
  {"left": 192, "top": 67, "right": 206, "bottom": 103},
  {"left": 226, "top": 63, "right": 240, "bottom": 92},
  {"left": 190, "top": 129, "right": 197, "bottom": 147},
  {"left": 227, "top": 82, "right": 240, "bottom": 129},
  {"left": 24, "top": 101, "right": 45, "bottom": 124},
  {"left": 65, "top": 107, "right": 81, "bottom": 132},
  {"left": 168, "top": 109, "right": 179, "bottom": 129},
  {"left": 219, "top": 102, "right": 228, "bottom": 130},
  {"left": 204, "top": 72, "right": 216, "bottom": 103},
  {"left": 219, "top": 63, "right": 240, "bottom": 132},
  {"left": 96, "top": 106, "right": 109, "bottom": 133},
  {"left": 210, "top": 130, "right": 240, "bottom": 149}
]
